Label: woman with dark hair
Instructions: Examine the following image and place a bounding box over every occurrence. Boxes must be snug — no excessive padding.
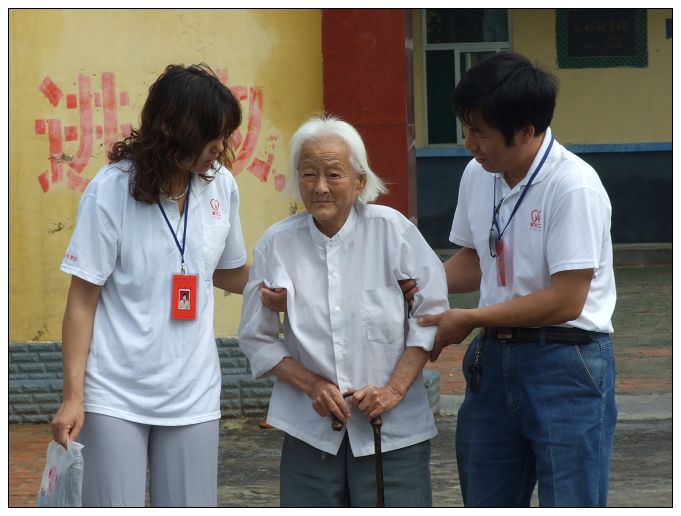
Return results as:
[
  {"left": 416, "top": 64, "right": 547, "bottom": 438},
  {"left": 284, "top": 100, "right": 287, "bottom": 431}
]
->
[{"left": 50, "top": 64, "right": 248, "bottom": 507}]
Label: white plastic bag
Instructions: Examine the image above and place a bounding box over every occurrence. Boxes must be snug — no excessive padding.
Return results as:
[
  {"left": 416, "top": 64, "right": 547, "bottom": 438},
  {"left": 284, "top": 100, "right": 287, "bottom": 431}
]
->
[{"left": 37, "top": 439, "right": 84, "bottom": 507}]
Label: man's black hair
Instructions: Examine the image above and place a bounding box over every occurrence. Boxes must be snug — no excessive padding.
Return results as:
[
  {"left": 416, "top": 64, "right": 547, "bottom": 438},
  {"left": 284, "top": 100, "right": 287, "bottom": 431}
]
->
[{"left": 451, "top": 51, "right": 558, "bottom": 145}]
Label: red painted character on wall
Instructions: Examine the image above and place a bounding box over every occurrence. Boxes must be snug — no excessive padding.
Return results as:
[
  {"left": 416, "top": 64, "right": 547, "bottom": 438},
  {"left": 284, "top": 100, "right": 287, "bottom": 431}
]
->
[
  {"left": 35, "top": 73, "right": 133, "bottom": 193},
  {"left": 35, "top": 69, "right": 285, "bottom": 194},
  {"left": 216, "top": 68, "right": 286, "bottom": 192}
]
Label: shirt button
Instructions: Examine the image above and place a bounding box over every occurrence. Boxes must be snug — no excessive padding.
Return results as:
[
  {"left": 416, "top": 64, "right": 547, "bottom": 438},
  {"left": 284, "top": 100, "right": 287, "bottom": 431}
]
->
[
  {"left": 331, "top": 272, "right": 338, "bottom": 278},
  {"left": 334, "top": 306, "right": 341, "bottom": 312}
]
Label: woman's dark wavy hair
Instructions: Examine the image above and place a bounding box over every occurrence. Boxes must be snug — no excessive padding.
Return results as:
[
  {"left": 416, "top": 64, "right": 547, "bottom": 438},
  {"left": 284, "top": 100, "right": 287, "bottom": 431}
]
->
[
  {"left": 108, "top": 63, "right": 242, "bottom": 203},
  {"left": 451, "top": 52, "right": 558, "bottom": 145}
]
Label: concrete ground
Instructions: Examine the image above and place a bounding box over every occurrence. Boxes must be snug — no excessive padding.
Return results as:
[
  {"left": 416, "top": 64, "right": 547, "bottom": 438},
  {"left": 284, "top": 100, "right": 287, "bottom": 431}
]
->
[
  {"left": 7, "top": 265, "right": 673, "bottom": 507},
  {"left": 215, "top": 410, "right": 672, "bottom": 508}
]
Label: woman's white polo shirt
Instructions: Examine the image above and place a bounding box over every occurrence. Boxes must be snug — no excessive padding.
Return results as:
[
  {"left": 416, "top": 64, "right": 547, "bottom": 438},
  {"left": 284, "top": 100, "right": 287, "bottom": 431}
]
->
[{"left": 61, "top": 161, "right": 247, "bottom": 425}]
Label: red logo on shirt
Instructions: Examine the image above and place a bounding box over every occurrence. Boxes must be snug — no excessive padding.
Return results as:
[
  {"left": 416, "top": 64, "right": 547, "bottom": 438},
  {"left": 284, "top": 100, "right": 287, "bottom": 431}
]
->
[
  {"left": 210, "top": 199, "right": 221, "bottom": 218},
  {"left": 530, "top": 209, "right": 542, "bottom": 230}
]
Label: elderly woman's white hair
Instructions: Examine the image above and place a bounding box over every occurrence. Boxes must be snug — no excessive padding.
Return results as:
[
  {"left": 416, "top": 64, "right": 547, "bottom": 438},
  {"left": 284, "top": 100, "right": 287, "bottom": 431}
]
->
[{"left": 287, "top": 116, "right": 388, "bottom": 203}]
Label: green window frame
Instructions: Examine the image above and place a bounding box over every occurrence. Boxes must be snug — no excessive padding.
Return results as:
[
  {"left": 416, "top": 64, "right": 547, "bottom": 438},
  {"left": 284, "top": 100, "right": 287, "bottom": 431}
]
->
[{"left": 422, "top": 9, "right": 511, "bottom": 145}]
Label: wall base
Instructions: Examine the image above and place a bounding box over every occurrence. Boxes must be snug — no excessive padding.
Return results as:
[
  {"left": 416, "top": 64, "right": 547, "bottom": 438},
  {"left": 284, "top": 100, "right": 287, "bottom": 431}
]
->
[{"left": 9, "top": 340, "right": 441, "bottom": 423}]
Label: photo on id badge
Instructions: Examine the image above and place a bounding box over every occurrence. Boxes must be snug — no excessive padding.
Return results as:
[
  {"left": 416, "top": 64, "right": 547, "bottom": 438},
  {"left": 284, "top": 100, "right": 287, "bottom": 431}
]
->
[
  {"left": 172, "top": 274, "right": 197, "bottom": 320},
  {"left": 178, "top": 290, "right": 191, "bottom": 310}
]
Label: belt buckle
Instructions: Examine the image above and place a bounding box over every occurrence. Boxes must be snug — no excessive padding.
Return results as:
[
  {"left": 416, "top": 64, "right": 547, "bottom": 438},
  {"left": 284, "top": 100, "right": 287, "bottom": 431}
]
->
[{"left": 496, "top": 328, "right": 514, "bottom": 341}]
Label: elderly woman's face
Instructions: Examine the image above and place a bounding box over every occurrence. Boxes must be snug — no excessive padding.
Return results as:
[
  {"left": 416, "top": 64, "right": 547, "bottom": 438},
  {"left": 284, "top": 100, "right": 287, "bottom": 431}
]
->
[{"left": 297, "top": 136, "right": 366, "bottom": 238}]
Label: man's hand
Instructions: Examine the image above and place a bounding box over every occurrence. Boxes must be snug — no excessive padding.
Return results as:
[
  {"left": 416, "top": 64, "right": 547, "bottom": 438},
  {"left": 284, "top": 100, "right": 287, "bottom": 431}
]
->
[
  {"left": 260, "top": 285, "right": 287, "bottom": 313},
  {"left": 349, "top": 384, "right": 404, "bottom": 419},
  {"left": 398, "top": 279, "right": 418, "bottom": 306},
  {"left": 419, "top": 309, "right": 475, "bottom": 361}
]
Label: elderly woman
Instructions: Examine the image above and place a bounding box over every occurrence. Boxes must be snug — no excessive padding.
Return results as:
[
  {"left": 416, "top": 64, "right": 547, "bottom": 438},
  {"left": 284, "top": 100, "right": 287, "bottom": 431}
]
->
[{"left": 238, "top": 116, "right": 449, "bottom": 507}]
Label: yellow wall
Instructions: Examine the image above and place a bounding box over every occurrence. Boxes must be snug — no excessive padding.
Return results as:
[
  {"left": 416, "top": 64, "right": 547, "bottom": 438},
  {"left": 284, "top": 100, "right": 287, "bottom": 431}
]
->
[
  {"left": 413, "top": 8, "right": 672, "bottom": 146},
  {"left": 9, "top": 9, "right": 323, "bottom": 342},
  {"left": 513, "top": 8, "right": 672, "bottom": 144}
]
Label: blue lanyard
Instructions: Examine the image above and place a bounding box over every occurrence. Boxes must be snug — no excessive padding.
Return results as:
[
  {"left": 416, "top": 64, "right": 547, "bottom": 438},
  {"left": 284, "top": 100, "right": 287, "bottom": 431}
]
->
[
  {"left": 158, "top": 180, "right": 191, "bottom": 273},
  {"left": 492, "top": 136, "right": 554, "bottom": 239}
]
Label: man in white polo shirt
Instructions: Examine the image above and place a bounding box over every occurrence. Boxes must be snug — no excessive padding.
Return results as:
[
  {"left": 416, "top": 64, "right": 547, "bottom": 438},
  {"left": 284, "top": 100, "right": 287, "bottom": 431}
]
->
[{"left": 418, "top": 52, "right": 617, "bottom": 507}]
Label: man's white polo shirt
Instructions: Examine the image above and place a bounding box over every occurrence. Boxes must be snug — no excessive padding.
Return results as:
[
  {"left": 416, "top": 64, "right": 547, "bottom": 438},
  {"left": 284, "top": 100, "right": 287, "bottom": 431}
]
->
[{"left": 450, "top": 128, "right": 615, "bottom": 333}]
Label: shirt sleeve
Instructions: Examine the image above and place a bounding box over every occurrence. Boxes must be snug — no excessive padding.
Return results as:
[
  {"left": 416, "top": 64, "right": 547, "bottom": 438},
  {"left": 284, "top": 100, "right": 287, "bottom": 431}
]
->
[
  {"left": 546, "top": 187, "right": 610, "bottom": 275},
  {"left": 216, "top": 173, "right": 247, "bottom": 269},
  {"left": 237, "top": 245, "right": 291, "bottom": 378},
  {"left": 449, "top": 163, "right": 475, "bottom": 248},
  {"left": 397, "top": 224, "right": 450, "bottom": 351},
  {"left": 60, "top": 189, "right": 119, "bottom": 286}
]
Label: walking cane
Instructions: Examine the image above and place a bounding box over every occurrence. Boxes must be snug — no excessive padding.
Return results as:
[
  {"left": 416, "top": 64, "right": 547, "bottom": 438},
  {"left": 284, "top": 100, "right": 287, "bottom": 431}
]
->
[
  {"left": 332, "top": 393, "right": 385, "bottom": 507},
  {"left": 370, "top": 415, "right": 384, "bottom": 507}
]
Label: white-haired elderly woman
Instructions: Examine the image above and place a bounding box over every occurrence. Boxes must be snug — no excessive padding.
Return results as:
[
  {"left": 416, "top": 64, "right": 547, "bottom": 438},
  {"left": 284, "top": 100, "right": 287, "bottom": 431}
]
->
[{"left": 238, "top": 116, "right": 449, "bottom": 507}]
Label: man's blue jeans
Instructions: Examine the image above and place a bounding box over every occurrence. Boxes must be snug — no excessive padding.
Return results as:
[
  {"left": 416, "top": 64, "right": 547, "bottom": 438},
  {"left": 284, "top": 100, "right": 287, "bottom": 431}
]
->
[{"left": 456, "top": 331, "right": 617, "bottom": 507}]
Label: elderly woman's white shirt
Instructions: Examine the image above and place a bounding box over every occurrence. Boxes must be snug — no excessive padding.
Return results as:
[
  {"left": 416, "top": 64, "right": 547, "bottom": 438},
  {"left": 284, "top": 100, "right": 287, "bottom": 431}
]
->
[{"left": 238, "top": 203, "right": 449, "bottom": 457}]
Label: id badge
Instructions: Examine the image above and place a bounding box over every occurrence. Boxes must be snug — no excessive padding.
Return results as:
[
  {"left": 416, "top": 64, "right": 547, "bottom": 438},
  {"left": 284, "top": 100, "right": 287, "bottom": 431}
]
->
[
  {"left": 172, "top": 273, "right": 198, "bottom": 320},
  {"left": 495, "top": 239, "right": 507, "bottom": 287}
]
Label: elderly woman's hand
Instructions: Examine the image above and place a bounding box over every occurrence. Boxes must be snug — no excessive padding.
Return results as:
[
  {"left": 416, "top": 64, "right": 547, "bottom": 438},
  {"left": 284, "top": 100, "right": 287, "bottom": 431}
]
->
[
  {"left": 308, "top": 378, "right": 353, "bottom": 424},
  {"left": 349, "top": 384, "right": 404, "bottom": 420},
  {"left": 260, "top": 285, "right": 287, "bottom": 312}
]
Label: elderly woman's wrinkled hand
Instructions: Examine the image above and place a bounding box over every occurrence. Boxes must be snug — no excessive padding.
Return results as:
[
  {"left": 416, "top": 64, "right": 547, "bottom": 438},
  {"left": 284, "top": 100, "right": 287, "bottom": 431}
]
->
[
  {"left": 349, "top": 385, "right": 404, "bottom": 419},
  {"left": 309, "top": 379, "right": 352, "bottom": 424}
]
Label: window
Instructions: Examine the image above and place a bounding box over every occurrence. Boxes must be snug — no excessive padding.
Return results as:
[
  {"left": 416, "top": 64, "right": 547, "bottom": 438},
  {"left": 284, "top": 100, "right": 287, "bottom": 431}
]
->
[{"left": 423, "top": 9, "right": 511, "bottom": 145}]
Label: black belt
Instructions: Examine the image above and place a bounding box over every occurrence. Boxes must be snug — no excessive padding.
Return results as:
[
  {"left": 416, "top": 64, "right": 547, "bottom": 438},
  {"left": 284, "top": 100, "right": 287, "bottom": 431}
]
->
[{"left": 484, "top": 326, "right": 601, "bottom": 344}]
